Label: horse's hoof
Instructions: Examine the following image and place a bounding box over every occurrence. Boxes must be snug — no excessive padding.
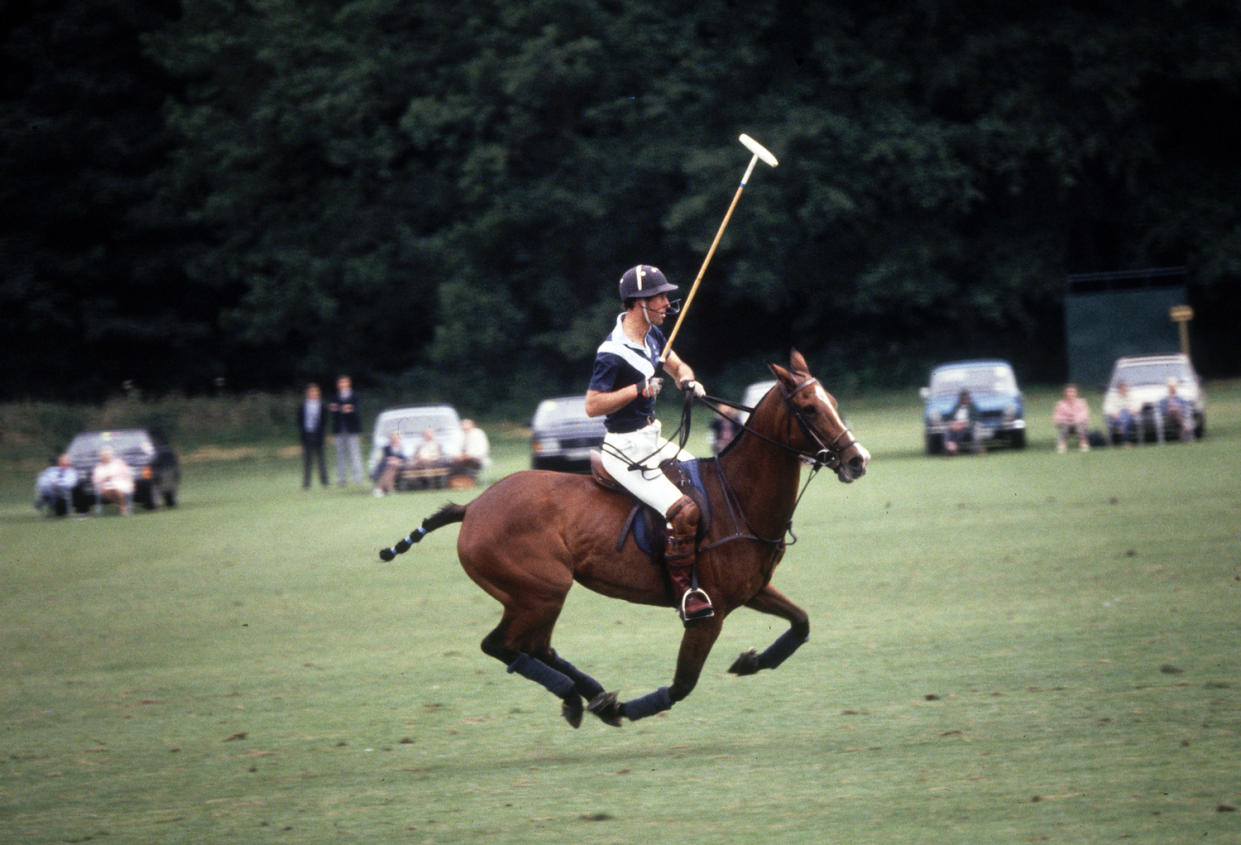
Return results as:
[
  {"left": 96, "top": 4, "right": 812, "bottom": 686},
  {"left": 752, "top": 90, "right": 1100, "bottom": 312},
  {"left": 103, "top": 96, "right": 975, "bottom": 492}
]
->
[
  {"left": 728, "top": 648, "right": 760, "bottom": 676},
  {"left": 561, "top": 694, "right": 584, "bottom": 729},
  {"left": 588, "top": 691, "right": 624, "bottom": 727}
]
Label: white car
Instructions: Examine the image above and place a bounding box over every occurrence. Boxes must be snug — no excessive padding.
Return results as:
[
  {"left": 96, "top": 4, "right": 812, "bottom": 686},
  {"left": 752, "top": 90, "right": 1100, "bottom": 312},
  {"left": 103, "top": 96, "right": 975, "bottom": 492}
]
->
[
  {"left": 368, "top": 404, "right": 464, "bottom": 475},
  {"left": 1101, "top": 354, "right": 1205, "bottom": 441},
  {"left": 739, "top": 380, "right": 777, "bottom": 424}
]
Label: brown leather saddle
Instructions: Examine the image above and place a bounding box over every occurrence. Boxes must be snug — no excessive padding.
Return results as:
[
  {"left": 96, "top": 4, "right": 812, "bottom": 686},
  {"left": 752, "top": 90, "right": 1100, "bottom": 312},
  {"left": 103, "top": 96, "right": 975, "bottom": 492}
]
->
[{"left": 589, "top": 449, "right": 711, "bottom": 561}]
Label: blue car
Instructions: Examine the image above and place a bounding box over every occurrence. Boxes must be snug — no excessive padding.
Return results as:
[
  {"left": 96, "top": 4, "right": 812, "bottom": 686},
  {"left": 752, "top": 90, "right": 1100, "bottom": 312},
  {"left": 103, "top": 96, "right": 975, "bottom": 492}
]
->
[{"left": 920, "top": 360, "right": 1027, "bottom": 454}]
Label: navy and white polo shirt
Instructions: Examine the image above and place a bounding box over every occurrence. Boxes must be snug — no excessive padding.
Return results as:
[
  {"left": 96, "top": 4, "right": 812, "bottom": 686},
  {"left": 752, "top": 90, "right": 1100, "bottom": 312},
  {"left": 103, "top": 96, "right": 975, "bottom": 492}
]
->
[{"left": 588, "top": 314, "right": 666, "bottom": 433}]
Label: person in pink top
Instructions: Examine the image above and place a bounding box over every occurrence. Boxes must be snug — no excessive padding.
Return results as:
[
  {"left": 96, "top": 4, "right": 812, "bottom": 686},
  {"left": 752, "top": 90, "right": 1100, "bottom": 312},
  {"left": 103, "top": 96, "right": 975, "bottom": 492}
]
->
[
  {"left": 92, "top": 447, "right": 135, "bottom": 514},
  {"left": 1052, "top": 383, "right": 1091, "bottom": 453}
]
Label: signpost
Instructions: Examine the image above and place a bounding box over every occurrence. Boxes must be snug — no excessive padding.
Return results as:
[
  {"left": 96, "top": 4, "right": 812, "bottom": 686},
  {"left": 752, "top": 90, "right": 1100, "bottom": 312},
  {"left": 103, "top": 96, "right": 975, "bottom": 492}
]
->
[{"left": 1170, "top": 304, "right": 1194, "bottom": 357}]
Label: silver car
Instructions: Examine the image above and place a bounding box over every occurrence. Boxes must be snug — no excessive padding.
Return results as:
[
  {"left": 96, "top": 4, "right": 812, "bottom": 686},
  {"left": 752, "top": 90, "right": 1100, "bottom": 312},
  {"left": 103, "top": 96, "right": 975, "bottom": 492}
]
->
[
  {"left": 530, "top": 395, "right": 606, "bottom": 473},
  {"left": 1101, "top": 354, "right": 1205, "bottom": 441}
]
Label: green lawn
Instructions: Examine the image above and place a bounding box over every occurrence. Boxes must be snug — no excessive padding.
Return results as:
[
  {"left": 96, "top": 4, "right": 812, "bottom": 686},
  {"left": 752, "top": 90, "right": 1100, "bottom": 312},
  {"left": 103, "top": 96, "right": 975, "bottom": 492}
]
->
[{"left": 1, "top": 383, "right": 1239, "bottom": 843}]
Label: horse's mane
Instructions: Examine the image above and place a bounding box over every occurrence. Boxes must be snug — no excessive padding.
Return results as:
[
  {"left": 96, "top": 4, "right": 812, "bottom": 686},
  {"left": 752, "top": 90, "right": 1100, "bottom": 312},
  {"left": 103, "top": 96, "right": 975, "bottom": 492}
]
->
[{"left": 715, "top": 375, "right": 796, "bottom": 460}]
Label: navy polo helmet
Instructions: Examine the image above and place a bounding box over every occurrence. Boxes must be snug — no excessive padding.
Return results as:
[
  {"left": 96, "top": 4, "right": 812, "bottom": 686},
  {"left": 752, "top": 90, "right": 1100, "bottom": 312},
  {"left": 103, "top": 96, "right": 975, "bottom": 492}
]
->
[{"left": 618, "top": 265, "right": 679, "bottom": 301}]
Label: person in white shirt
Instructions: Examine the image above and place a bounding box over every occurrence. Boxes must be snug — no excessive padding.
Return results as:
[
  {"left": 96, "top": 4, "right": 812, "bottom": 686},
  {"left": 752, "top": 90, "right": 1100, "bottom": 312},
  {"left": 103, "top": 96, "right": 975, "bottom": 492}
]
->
[
  {"left": 92, "top": 447, "right": 134, "bottom": 515},
  {"left": 452, "top": 419, "right": 491, "bottom": 479}
]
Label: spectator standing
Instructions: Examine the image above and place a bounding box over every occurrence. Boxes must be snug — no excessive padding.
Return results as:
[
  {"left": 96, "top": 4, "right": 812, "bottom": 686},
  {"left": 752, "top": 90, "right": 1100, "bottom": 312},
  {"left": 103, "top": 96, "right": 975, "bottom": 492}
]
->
[
  {"left": 297, "top": 382, "right": 329, "bottom": 488},
  {"left": 329, "top": 375, "right": 364, "bottom": 486},
  {"left": 1053, "top": 384, "right": 1091, "bottom": 453},
  {"left": 92, "top": 447, "right": 134, "bottom": 515},
  {"left": 35, "top": 453, "right": 78, "bottom": 516}
]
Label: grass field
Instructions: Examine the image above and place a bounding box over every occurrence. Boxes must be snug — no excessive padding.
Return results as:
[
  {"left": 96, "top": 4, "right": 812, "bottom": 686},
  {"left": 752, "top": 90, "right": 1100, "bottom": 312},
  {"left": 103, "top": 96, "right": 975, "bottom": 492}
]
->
[{"left": 2, "top": 383, "right": 1239, "bottom": 843}]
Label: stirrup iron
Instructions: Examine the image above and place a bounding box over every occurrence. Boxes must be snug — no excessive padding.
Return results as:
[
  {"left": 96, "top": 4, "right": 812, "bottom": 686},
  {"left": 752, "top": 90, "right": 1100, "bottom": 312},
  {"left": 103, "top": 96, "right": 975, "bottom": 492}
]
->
[{"left": 679, "top": 587, "right": 715, "bottom": 622}]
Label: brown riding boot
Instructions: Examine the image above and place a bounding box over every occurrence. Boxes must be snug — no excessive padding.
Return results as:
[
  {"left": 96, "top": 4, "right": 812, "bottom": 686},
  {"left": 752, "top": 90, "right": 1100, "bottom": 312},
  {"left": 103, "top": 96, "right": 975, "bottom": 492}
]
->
[{"left": 665, "top": 496, "right": 713, "bottom": 625}]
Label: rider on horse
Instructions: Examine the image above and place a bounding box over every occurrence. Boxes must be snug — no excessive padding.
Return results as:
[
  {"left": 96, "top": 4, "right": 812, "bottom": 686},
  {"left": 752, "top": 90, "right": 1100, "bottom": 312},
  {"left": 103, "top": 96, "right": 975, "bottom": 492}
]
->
[{"left": 585, "top": 264, "right": 713, "bottom": 625}]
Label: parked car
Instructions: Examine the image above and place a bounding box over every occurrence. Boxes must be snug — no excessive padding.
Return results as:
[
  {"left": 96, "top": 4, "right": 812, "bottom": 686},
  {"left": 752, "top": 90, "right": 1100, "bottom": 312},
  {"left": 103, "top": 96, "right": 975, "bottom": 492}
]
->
[
  {"left": 1101, "top": 354, "right": 1205, "bottom": 441},
  {"left": 739, "top": 380, "right": 778, "bottom": 423},
  {"left": 920, "top": 360, "right": 1026, "bottom": 454},
  {"left": 65, "top": 429, "right": 180, "bottom": 512},
  {"left": 368, "top": 404, "right": 464, "bottom": 476},
  {"left": 530, "top": 395, "right": 606, "bottom": 473}
]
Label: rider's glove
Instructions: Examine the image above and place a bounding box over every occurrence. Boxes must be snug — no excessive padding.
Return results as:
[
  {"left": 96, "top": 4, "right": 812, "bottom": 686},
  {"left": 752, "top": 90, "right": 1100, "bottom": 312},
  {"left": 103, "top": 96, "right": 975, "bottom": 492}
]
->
[
  {"left": 679, "top": 378, "right": 706, "bottom": 399},
  {"left": 641, "top": 376, "right": 664, "bottom": 398}
]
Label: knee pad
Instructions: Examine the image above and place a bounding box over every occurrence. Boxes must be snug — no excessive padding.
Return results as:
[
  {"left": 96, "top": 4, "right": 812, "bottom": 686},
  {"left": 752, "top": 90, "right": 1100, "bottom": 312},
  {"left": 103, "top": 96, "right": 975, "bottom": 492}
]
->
[{"left": 665, "top": 495, "right": 699, "bottom": 535}]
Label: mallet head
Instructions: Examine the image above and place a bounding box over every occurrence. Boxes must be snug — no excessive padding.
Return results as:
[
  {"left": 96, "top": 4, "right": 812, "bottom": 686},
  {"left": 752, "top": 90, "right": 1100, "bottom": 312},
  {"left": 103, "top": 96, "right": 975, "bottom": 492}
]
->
[{"left": 739, "top": 133, "right": 779, "bottom": 167}]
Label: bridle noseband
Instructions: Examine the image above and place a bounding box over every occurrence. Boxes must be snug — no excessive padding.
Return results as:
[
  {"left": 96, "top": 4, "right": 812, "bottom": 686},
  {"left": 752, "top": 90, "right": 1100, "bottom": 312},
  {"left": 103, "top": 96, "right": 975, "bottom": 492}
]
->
[{"left": 779, "top": 377, "right": 861, "bottom": 473}]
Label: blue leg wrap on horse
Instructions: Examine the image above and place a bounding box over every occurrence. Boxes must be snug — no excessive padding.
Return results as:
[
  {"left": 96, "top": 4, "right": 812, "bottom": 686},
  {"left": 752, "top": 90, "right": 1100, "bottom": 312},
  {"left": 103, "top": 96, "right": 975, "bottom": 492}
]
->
[
  {"left": 506, "top": 654, "right": 575, "bottom": 699},
  {"left": 761, "top": 627, "right": 809, "bottom": 670},
  {"left": 622, "top": 686, "right": 672, "bottom": 721},
  {"left": 547, "top": 656, "right": 605, "bottom": 700}
]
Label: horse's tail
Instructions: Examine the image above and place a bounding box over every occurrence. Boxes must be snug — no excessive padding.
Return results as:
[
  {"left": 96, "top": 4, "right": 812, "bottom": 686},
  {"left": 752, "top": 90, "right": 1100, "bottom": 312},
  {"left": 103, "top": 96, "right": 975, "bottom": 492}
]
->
[{"left": 378, "top": 502, "right": 467, "bottom": 562}]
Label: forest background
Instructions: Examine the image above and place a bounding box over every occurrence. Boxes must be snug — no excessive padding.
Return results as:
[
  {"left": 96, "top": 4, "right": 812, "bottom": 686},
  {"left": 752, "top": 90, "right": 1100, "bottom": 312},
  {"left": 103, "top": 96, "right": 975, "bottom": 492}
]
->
[{"left": 4, "top": 0, "right": 1240, "bottom": 405}]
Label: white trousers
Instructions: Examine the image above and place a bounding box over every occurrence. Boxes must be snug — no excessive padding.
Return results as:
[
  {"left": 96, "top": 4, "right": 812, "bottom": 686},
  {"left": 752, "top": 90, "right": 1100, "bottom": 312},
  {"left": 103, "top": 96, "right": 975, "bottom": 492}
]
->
[{"left": 600, "top": 420, "right": 694, "bottom": 517}]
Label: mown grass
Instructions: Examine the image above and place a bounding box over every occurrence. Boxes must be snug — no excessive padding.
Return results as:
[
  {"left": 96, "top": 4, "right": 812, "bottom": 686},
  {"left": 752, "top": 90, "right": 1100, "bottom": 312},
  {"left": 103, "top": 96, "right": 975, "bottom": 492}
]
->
[{"left": 1, "top": 382, "right": 1238, "bottom": 843}]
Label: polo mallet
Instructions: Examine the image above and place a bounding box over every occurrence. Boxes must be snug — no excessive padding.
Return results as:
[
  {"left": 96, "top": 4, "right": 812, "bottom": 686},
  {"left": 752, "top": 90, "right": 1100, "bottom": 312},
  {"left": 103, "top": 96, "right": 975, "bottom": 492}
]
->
[{"left": 659, "top": 133, "right": 779, "bottom": 365}]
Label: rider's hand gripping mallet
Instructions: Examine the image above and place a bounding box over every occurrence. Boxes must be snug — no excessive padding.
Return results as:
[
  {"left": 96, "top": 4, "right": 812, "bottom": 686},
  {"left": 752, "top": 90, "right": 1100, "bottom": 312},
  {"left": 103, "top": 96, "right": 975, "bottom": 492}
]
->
[{"left": 659, "top": 133, "right": 779, "bottom": 365}]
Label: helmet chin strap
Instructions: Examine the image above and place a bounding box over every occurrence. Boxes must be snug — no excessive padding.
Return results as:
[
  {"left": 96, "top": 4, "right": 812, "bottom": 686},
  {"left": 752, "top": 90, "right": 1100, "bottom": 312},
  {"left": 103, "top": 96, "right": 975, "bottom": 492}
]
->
[{"left": 638, "top": 298, "right": 680, "bottom": 325}]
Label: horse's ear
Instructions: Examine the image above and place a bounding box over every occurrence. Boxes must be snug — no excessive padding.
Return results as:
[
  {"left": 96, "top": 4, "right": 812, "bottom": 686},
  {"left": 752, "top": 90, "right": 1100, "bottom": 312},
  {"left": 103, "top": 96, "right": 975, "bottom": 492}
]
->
[
  {"left": 789, "top": 348, "right": 809, "bottom": 374},
  {"left": 768, "top": 361, "right": 795, "bottom": 388}
]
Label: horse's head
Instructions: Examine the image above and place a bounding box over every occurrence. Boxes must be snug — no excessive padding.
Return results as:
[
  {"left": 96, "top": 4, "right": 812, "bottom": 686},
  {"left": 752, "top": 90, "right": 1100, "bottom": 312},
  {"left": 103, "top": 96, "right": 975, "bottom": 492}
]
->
[{"left": 767, "top": 350, "right": 870, "bottom": 483}]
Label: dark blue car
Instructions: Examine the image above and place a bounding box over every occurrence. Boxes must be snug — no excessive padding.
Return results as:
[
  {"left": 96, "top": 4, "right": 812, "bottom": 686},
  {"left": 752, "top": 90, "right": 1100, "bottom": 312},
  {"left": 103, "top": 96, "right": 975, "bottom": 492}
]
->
[{"left": 920, "top": 360, "right": 1027, "bottom": 454}]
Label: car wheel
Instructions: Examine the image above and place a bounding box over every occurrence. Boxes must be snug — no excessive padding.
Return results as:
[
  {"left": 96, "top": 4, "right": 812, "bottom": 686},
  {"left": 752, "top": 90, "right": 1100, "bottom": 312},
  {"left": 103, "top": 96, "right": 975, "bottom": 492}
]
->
[
  {"left": 1010, "top": 430, "right": 1027, "bottom": 449},
  {"left": 1194, "top": 415, "right": 1205, "bottom": 440},
  {"left": 925, "top": 433, "right": 944, "bottom": 455},
  {"left": 163, "top": 488, "right": 177, "bottom": 508}
]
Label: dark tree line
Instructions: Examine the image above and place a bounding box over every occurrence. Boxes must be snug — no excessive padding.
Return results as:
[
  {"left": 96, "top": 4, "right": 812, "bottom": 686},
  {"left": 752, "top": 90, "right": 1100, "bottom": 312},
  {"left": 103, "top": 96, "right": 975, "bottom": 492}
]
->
[{"left": 4, "top": 0, "right": 1239, "bottom": 402}]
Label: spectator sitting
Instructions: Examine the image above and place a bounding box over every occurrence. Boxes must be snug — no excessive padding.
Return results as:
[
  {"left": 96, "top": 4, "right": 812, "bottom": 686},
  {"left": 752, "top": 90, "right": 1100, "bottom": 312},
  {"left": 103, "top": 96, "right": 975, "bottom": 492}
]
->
[
  {"left": 710, "top": 409, "right": 742, "bottom": 455},
  {"left": 451, "top": 419, "right": 491, "bottom": 479},
  {"left": 412, "top": 428, "right": 444, "bottom": 469},
  {"left": 1158, "top": 379, "right": 1195, "bottom": 442},
  {"left": 1107, "top": 380, "right": 1139, "bottom": 446},
  {"left": 944, "top": 389, "right": 979, "bottom": 455},
  {"left": 372, "top": 430, "right": 406, "bottom": 497},
  {"left": 92, "top": 447, "right": 134, "bottom": 515},
  {"left": 35, "top": 453, "right": 78, "bottom": 517},
  {"left": 1053, "top": 383, "right": 1091, "bottom": 453}
]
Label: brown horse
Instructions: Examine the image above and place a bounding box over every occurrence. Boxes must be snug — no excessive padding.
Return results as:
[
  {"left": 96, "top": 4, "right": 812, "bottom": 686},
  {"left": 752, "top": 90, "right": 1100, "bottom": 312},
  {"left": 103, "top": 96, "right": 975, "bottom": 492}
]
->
[{"left": 377, "top": 350, "right": 869, "bottom": 726}]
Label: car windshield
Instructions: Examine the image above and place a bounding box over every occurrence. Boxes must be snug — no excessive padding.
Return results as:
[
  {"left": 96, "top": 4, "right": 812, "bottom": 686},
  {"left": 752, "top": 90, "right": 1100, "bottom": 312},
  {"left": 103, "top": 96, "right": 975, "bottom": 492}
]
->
[
  {"left": 930, "top": 365, "right": 1016, "bottom": 396},
  {"left": 1113, "top": 360, "right": 1191, "bottom": 388},
  {"left": 67, "top": 431, "right": 155, "bottom": 462},
  {"left": 533, "top": 397, "right": 591, "bottom": 427},
  {"left": 742, "top": 380, "right": 777, "bottom": 409},
  {"left": 378, "top": 409, "right": 459, "bottom": 439}
]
